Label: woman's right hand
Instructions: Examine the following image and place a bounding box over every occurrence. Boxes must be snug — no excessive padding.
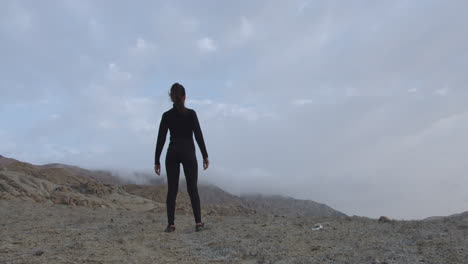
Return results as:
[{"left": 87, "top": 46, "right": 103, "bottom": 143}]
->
[
  {"left": 154, "top": 164, "right": 161, "bottom": 176},
  {"left": 203, "top": 158, "right": 209, "bottom": 170}
]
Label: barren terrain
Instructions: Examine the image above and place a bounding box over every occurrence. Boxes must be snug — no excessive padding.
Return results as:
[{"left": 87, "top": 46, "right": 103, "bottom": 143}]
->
[{"left": 1, "top": 155, "right": 467, "bottom": 263}]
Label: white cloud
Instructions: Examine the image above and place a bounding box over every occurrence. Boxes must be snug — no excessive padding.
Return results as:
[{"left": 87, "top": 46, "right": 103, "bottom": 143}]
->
[
  {"left": 1, "top": 3, "right": 33, "bottom": 32},
  {"left": 131, "top": 37, "right": 156, "bottom": 53},
  {"left": 124, "top": 97, "right": 154, "bottom": 114},
  {"left": 87, "top": 18, "right": 104, "bottom": 41},
  {"left": 187, "top": 99, "right": 279, "bottom": 122},
  {"left": 212, "top": 103, "right": 256, "bottom": 120},
  {"left": 48, "top": 114, "right": 60, "bottom": 120},
  {"left": 433, "top": 86, "right": 449, "bottom": 96},
  {"left": 0, "top": 130, "right": 16, "bottom": 154},
  {"left": 136, "top": 38, "right": 147, "bottom": 49},
  {"left": 196, "top": 37, "right": 217, "bottom": 52},
  {"left": 292, "top": 99, "right": 313, "bottom": 106},
  {"left": 403, "top": 112, "right": 468, "bottom": 146},
  {"left": 180, "top": 18, "right": 199, "bottom": 33},
  {"left": 203, "top": 166, "right": 282, "bottom": 196},
  {"left": 39, "top": 143, "right": 72, "bottom": 162},
  {"left": 346, "top": 87, "right": 359, "bottom": 97},
  {"left": 226, "top": 17, "right": 255, "bottom": 46},
  {"left": 130, "top": 118, "right": 154, "bottom": 134},
  {"left": 97, "top": 120, "right": 117, "bottom": 131},
  {"left": 107, "top": 63, "right": 132, "bottom": 81},
  {"left": 186, "top": 99, "right": 213, "bottom": 106},
  {"left": 297, "top": 1, "right": 310, "bottom": 13},
  {"left": 239, "top": 17, "right": 254, "bottom": 39}
]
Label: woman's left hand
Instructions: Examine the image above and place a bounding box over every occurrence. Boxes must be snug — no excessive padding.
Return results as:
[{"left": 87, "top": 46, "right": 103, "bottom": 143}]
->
[{"left": 154, "top": 164, "right": 161, "bottom": 176}]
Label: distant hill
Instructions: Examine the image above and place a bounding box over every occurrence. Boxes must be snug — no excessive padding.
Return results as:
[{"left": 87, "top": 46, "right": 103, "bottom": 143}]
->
[
  {"left": 240, "top": 194, "right": 347, "bottom": 217},
  {"left": 177, "top": 181, "right": 346, "bottom": 217},
  {"left": 0, "top": 154, "right": 346, "bottom": 217},
  {"left": 424, "top": 211, "right": 468, "bottom": 221}
]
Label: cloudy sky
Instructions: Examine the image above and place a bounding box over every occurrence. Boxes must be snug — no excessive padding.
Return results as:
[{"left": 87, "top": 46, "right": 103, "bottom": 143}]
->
[{"left": 1, "top": 0, "right": 467, "bottom": 219}]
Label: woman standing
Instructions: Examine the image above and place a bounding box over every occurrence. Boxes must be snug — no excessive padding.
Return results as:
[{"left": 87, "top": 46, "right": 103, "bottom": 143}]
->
[{"left": 154, "top": 83, "right": 209, "bottom": 232}]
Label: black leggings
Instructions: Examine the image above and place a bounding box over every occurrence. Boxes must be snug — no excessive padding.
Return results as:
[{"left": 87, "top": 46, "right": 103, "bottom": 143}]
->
[{"left": 165, "top": 145, "right": 201, "bottom": 225}]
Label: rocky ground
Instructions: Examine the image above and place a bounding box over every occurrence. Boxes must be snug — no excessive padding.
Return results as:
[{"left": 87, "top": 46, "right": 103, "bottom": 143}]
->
[
  {"left": 1, "top": 155, "right": 467, "bottom": 263},
  {"left": 1, "top": 200, "right": 467, "bottom": 264}
]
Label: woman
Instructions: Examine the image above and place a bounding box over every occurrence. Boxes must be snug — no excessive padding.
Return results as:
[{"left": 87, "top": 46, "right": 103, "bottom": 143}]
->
[{"left": 154, "top": 83, "right": 209, "bottom": 233}]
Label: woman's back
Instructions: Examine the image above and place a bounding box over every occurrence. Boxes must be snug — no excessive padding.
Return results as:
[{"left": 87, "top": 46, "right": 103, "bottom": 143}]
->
[
  {"left": 155, "top": 104, "right": 208, "bottom": 166},
  {"left": 164, "top": 106, "right": 196, "bottom": 140}
]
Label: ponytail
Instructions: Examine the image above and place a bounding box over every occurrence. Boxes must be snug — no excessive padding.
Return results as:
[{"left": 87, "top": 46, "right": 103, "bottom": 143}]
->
[{"left": 169, "top": 83, "right": 187, "bottom": 113}]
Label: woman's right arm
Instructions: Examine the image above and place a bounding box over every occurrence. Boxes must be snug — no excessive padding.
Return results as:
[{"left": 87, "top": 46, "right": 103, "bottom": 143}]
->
[{"left": 192, "top": 110, "right": 209, "bottom": 162}]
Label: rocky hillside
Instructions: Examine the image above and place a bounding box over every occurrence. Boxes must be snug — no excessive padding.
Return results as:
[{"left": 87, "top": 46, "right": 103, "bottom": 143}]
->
[
  {"left": 0, "top": 156, "right": 252, "bottom": 216},
  {"left": 0, "top": 160, "right": 163, "bottom": 212},
  {"left": 0, "top": 155, "right": 345, "bottom": 217},
  {"left": 240, "top": 194, "right": 346, "bottom": 217}
]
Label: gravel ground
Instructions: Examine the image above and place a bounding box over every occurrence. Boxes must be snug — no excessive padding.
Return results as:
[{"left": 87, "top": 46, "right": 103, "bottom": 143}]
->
[{"left": 1, "top": 200, "right": 467, "bottom": 264}]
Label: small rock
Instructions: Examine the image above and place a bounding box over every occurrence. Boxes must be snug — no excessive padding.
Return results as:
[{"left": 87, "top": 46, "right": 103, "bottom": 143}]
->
[
  {"left": 33, "top": 250, "right": 44, "bottom": 256},
  {"left": 378, "top": 216, "right": 392, "bottom": 223},
  {"left": 310, "top": 246, "right": 321, "bottom": 251},
  {"left": 312, "top": 223, "right": 323, "bottom": 230}
]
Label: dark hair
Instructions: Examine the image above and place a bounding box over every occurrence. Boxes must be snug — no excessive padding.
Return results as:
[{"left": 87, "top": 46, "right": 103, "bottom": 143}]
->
[{"left": 169, "top": 82, "right": 187, "bottom": 112}]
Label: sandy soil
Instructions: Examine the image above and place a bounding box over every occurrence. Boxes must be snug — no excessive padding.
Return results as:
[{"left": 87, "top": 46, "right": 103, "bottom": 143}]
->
[{"left": 1, "top": 200, "right": 467, "bottom": 264}]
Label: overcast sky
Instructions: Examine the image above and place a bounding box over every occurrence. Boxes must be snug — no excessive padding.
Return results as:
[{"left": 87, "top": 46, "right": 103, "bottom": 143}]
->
[{"left": 1, "top": 0, "right": 467, "bottom": 219}]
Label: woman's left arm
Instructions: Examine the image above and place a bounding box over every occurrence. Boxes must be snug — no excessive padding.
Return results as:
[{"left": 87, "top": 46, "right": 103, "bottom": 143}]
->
[{"left": 154, "top": 113, "right": 169, "bottom": 174}]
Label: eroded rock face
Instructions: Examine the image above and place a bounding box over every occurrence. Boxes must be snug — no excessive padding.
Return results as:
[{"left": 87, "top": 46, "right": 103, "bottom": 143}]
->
[
  {"left": 0, "top": 171, "right": 56, "bottom": 202},
  {"left": 51, "top": 187, "right": 91, "bottom": 207},
  {"left": 75, "top": 182, "right": 116, "bottom": 196},
  {"left": 0, "top": 169, "right": 163, "bottom": 212}
]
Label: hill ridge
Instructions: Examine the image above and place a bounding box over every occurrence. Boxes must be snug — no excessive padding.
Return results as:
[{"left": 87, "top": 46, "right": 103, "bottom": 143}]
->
[{"left": 0, "top": 154, "right": 345, "bottom": 217}]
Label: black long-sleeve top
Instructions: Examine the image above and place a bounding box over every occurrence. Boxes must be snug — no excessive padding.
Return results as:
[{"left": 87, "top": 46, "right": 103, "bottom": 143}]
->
[{"left": 154, "top": 104, "right": 208, "bottom": 165}]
